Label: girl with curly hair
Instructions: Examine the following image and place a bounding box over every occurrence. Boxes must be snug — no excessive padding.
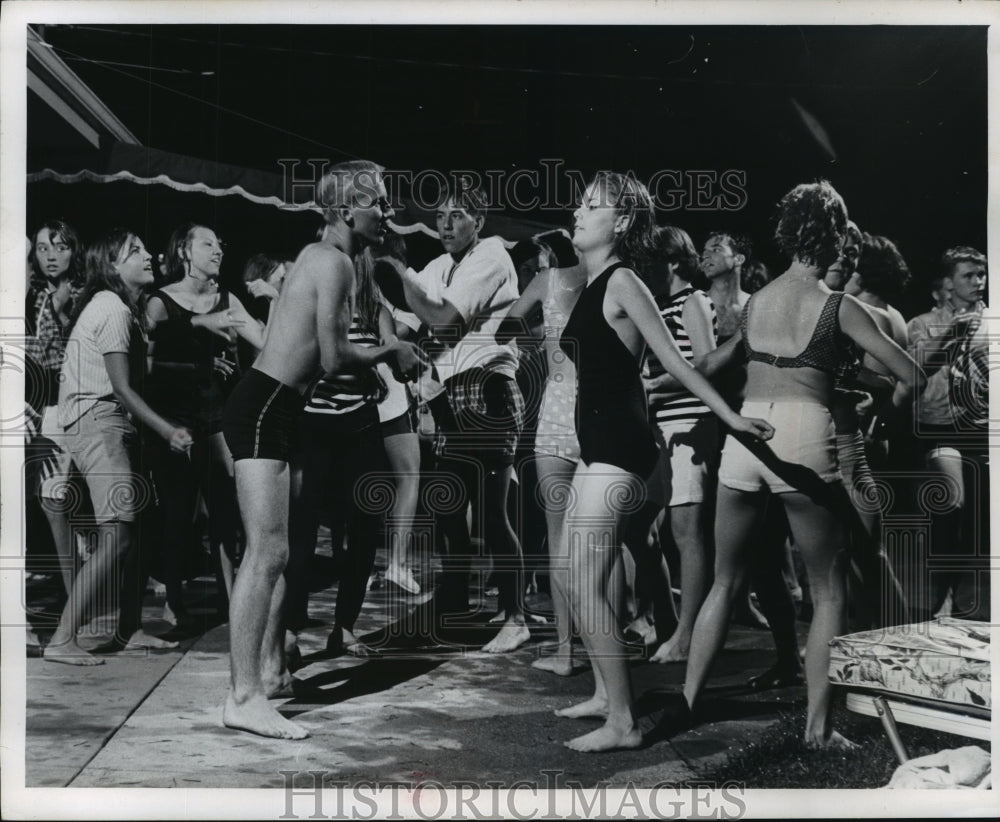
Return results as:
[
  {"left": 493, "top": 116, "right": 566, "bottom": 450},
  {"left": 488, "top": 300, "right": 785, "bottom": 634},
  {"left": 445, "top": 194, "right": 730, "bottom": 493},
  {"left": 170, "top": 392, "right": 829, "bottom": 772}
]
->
[{"left": 675, "top": 182, "right": 924, "bottom": 749}]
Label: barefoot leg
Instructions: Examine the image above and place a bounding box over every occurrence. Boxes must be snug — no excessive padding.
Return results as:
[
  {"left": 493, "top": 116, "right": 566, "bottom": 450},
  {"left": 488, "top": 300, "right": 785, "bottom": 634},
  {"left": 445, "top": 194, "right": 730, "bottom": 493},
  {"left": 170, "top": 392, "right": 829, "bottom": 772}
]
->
[
  {"left": 535, "top": 455, "right": 577, "bottom": 671},
  {"left": 223, "top": 692, "right": 307, "bottom": 740},
  {"left": 480, "top": 465, "right": 528, "bottom": 649},
  {"left": 482, "top": 615, "right": 530, "bottom": 653},
  {"left": 682, "top": 485, "right": 763, "bottom": 710},
  {"left": 224, "top": 459, "right": 308, "bottom": 739},
  {"left": 384, "top": 431, "right": 421, "bottom": 594},
  {"left": 655, "top": 500, "right": 710, "bottom": 661},
  {"left": 783, "top": 489, "right": 850, "bottom": 747},
  {"left": 124, "top": 629, "right": 179, "bottom": 650},
  {"left": 532, "top": 655, "right": 584, "bottom": 676},
  {"left": 261, "top": 576, "right": 291, "bottom": 694},
  {"left": 46, "top": 521, "right": 129, "bottom": 664},
  {"left": 43, "top": 639, "right": 105, "bottom": 666},
  {"left": 561, "top": 464, "right": 641, "bottom": 751}
]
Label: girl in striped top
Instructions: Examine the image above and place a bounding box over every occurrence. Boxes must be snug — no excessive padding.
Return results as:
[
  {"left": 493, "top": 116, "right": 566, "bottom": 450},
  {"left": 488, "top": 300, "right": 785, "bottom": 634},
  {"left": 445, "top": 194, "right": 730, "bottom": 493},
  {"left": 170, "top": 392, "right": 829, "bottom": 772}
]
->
[{"left": 633, "top": 226, "right": 720, "bottom": 664}]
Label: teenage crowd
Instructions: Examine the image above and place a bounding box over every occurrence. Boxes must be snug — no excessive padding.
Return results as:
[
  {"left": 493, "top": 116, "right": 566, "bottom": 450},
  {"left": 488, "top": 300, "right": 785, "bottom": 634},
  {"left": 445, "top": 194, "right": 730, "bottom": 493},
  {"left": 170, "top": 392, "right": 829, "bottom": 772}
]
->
[{"left": 24, "top": 167, "right": 988, "bottom": 751}]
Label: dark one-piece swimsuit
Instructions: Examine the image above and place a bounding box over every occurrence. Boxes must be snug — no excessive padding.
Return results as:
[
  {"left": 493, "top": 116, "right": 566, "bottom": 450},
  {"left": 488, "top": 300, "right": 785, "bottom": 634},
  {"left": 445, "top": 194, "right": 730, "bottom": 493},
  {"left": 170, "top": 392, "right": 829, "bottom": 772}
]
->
[{"left": 560, "top": 262, "right": 658, "bottom": 478}]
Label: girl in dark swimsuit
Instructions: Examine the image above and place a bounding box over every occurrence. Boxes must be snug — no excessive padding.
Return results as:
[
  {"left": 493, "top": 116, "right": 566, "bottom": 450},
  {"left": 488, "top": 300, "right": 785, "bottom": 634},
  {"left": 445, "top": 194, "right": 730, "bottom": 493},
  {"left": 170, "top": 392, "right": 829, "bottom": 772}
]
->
[
  {"left": 552, "top": 173, "right": 773, "bottom": 753},
  {"left": 146, "top": 224, "right": 265, "bottom": 623}
]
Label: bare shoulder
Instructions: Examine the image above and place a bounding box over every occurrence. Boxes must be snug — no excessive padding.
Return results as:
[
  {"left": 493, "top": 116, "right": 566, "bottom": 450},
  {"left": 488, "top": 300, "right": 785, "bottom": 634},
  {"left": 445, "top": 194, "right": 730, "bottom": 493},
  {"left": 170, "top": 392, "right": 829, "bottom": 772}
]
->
[
  {"left": 290, "top": 242, "right": 354, "bottom": 288},
  {"left": 295, "top": 241, "right": 349, "bottom": 271},
  {"left": 523, "top": 266, "right": 553, "bottom": 302},
  {"left": 887, "top": 304, "right": 909, "bottom": 342},
  {"left": 886, "top": 304, "right": 907, "bottom": 328},
  {"left": 839, "top": 292, "right": 865, "bottom": 313},
  {"left": 685, "top": 288, "right": 714, "bottom": 311},
  {"left": 226, "top": 291, "right": 250, "bottom": 313},
  {"left": 838, "top": 292, "right": 878, "bottom": 330},
  {"left": 607, "top": 265, "right": 643, "bottom": 294},
  {"left": 606, "top": 265, "right": 647, "bottom": 305}
]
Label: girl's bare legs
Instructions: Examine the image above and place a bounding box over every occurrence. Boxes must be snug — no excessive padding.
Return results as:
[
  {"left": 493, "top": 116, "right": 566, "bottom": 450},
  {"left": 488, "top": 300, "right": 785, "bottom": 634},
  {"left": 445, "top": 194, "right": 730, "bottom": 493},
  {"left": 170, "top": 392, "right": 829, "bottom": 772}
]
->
[
  {"left": 621, "top": 453, "right": 677, "bottom": 646},
  {"left": 651, "top": 500, "right": 710, "bottom": 662},
  {"left": 209, "top": 433, "right": 237, "bottom": 603},
  {"left": 532, "top": 454, "right": 579, "bottom": 675},
  {"left": 42, "top": 504, "right": 75, "bottom": 595},
  {"left": 556, "top": 462, "right": 643, "bottom": 753},
  {"left": 383, "top": 431, "right": 422, "bottom": 594},
  {"left": 682, "top": 485, "right": 765, "bottom": 707},
  {"left": 44, "top": 522, "right": 131, "bottom": 665},
  {"left": 782, "top": 490, "right": 856, "bottom": 749}
]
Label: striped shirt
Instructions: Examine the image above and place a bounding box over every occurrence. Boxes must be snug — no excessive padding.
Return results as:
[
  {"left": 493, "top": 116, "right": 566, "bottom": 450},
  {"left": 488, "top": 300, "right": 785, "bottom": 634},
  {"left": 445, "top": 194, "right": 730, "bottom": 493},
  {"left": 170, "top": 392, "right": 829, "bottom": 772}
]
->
[
  {"left": 643, "top": 287, "right": 718, "bottom": 424},
  {"left": 58, "top": 291, "right": 145, "bottom": 428},
  {"left": 304, "top": 316, "right": 385, "bottom": 416}
]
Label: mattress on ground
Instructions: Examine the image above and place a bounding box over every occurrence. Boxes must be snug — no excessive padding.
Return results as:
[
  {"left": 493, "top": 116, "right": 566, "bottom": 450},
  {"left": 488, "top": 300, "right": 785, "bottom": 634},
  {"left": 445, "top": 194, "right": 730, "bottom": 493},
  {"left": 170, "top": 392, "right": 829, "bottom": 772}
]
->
[{"left": 828, "top": 618, "right": 991, "bottom": 712}]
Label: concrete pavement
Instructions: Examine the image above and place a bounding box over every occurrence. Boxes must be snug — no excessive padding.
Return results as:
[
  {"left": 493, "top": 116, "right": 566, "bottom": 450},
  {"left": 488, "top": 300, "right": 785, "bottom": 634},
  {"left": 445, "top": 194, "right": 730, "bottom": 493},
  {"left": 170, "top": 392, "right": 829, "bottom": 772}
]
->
[{"left": 24, "top": 544, "right": 809, "bottom": 790}]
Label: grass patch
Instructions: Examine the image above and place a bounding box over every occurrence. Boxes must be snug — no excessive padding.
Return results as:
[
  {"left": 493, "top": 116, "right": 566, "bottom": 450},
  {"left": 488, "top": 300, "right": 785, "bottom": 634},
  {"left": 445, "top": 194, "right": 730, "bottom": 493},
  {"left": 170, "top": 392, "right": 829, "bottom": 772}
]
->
[{"left": 690, "top": 705, "right": 991, "bottom": 789}]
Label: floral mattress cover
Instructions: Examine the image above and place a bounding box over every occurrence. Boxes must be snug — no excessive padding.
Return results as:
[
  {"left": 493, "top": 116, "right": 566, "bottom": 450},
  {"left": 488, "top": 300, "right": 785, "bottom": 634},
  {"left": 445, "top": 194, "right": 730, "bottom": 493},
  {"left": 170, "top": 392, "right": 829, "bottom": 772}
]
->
[{"left": 828, "top": 618, "right": 991, "bottom": 711}]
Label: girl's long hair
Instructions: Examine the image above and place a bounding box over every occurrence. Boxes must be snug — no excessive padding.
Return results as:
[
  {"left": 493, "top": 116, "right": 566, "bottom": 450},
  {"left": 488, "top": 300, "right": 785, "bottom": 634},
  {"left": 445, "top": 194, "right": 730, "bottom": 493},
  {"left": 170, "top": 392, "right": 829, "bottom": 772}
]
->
[
  {"left": 593, "top": 171, "right": 658, "bottom": 274},
  {"left": 70, "top": 227, "right": 148, "bottom": 334},
  {"left": 655, "top": 224, "right": 705, "bottom": 289},
  {"left": 164, "top": 222, "right": 206, "bottom": 284},
  {"left": 29, "top": 219, "right": 85, "bottom": 288},
  {"left": 242, "top": 252, "right": 282, "bottom": 283},
  {"left": 352, "top": 246, "right": 387, "bottom": 337}
]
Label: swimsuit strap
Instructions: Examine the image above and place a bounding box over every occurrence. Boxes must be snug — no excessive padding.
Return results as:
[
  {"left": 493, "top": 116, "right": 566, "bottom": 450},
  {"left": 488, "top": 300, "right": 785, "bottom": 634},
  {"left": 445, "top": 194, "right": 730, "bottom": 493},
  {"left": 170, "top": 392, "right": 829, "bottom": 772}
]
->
[
  {"left": 153, "top": 288, "right": 226, "bottom": 317},
  {"left": 152, "top": 289, "right": 192, "bottom": 320},
  {"left": 742, "top": 291, "right": 846, "bottom": 372}
]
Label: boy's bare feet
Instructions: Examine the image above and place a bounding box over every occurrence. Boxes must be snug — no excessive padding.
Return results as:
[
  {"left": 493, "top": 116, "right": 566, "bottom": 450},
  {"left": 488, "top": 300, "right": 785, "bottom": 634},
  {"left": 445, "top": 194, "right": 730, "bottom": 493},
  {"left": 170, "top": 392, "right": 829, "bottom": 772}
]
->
[{"left": 223, "top": 692, "right": 308, "bottom": 739}]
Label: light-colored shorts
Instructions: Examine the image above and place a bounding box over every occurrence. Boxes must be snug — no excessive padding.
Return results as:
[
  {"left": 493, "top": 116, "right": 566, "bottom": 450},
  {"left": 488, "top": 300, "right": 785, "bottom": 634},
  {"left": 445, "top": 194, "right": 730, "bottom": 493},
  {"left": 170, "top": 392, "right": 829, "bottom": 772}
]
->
[
  {"left": 719, "top": 400, "right": 841, "bottom": 494},
  {"left": 26, "top": 405, "right": 74, "bottom": 502},
  {"left": 62, "top": 401, "right": 143, "bottom": 523},
  {"left": 655, "top": 416, "right": 718, "bottom": 506},
  {"left": 533, "top": 375, "right": 580, "bottom": 463},
  {"left": 377, "top": 363, "right": 412, "bottom": 423}
]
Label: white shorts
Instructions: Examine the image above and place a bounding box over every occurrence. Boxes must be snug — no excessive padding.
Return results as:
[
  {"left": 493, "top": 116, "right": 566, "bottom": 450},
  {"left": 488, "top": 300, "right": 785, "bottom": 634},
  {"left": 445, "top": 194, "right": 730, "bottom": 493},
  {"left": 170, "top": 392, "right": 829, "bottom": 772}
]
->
[
  {"left": 377, "top": 363, "right": 412, "bottom": 422},
  {"left": 654, "top": 416, "right": 718, "bottom": 506},
  {"left": 29, "top": 406, "right": 74, "bottom": 502},
  {"left": 719, "top": 400, "right": 841, "bottom": 494}
]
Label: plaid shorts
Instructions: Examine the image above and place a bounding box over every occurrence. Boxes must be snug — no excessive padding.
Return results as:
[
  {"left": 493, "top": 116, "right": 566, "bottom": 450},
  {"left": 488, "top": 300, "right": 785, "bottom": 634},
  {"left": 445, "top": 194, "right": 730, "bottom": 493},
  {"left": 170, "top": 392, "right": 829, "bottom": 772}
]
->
[{"left": 433, "top": 368, "right": 524, "bottom": 467}]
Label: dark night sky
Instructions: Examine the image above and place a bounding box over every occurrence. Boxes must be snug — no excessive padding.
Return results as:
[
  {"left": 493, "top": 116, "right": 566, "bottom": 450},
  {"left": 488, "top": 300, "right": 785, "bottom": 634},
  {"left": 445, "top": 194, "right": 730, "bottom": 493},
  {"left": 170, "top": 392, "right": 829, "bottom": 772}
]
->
[{"left": 28, "top": 24, "right": 987, "bottom": 315}]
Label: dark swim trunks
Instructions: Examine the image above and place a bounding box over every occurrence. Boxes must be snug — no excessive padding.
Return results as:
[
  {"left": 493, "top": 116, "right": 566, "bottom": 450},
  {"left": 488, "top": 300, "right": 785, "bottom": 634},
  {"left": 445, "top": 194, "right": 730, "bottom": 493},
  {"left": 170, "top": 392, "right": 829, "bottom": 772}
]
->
[{"left": 222, "top": 367, "right": 305, "bottom": 462}]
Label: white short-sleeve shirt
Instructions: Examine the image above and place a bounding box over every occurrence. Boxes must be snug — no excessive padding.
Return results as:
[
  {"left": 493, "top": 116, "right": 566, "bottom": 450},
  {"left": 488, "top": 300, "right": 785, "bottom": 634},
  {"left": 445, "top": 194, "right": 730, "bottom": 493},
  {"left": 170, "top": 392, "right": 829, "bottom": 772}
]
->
[
  {"left": 58, "top": 291, "right": 138, "bottom": 428},
  {"left": 409, "top": 236, "right": 520, "bottom": 383}
]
